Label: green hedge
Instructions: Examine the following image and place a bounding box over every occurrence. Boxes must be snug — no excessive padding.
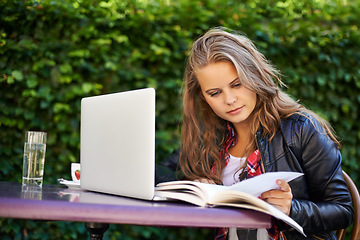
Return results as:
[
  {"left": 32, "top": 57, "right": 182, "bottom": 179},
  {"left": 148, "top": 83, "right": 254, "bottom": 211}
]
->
[{"left": 1, "top": 0, "right": 359, "bottom": 239}]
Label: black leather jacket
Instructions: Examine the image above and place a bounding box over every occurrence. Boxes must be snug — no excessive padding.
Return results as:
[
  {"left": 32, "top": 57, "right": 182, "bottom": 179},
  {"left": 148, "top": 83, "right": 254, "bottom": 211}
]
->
[
  {"left": 257, "top": 113, "right": 353, "bottom": 239},
  {"left": 156, "top": 113, "right": 354, "bottom": 239}
]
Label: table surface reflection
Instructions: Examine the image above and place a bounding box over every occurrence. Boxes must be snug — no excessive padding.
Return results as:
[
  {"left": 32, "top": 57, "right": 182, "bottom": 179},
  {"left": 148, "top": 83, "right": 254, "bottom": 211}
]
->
[{"left": 0, "top": 181, "right": 271, "bottom": 228}]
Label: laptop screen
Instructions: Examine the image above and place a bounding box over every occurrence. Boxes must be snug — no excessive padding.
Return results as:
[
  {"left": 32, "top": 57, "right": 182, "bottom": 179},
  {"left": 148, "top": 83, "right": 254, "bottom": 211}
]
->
[{"left": 80, "top": 88, "right": 156, "bottom": 200}]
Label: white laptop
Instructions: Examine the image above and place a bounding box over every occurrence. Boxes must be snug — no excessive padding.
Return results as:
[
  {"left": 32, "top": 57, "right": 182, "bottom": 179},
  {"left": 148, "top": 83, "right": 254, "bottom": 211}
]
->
[{"left": 80, "top": 88, "right": 156, "bottom": 200}]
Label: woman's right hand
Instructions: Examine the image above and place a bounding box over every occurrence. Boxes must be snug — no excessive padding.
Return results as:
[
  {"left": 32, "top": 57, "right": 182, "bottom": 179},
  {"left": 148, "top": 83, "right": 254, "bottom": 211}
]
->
[{"left": 194, "top": 178, "right": 216, "bottom": 184}]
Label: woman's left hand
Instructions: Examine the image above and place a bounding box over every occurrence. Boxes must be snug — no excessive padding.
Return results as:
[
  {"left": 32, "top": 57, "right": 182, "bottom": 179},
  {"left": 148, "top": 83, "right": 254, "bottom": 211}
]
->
[{"left": 260, "top": 180, "right": 293, "bottom": 216}]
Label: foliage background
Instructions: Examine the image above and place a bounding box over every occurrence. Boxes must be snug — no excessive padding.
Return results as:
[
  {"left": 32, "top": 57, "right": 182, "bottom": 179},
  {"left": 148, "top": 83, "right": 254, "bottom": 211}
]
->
[{"left": 1, "top": 0, "right": 359, "bottom": 239}]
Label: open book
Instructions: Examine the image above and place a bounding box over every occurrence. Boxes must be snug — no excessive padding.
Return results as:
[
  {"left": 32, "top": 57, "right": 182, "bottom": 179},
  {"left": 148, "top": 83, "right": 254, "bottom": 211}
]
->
[{"left": 155, "top": 171, "right": 306, "bottom": 237}]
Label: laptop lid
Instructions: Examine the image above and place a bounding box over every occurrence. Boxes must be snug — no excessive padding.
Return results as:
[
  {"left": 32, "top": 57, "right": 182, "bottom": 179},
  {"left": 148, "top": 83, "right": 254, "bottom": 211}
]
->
[{"left": 80, "top": 88, "right": 156, "bottom": 200}]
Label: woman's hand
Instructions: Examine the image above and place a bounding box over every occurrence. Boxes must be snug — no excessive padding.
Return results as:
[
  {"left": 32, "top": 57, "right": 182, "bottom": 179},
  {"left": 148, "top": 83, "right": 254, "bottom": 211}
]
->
[
  {"left": 194, "top": 178, "right": 216, "bottom": 184},
  {"left": 260, "top": 180, "right": 293, "bottom": 216}
]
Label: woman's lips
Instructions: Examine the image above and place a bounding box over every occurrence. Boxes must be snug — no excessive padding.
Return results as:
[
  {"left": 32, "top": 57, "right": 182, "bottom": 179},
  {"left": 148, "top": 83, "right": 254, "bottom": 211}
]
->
[{"left": 227, "top": 106, "right": 243, "bottom": 115}]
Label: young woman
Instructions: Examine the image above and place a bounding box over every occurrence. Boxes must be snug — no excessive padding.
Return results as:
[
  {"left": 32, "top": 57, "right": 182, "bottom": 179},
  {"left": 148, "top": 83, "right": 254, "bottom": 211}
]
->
[{"left": 179, "top": 28, "right": 353, "bottom": 239}]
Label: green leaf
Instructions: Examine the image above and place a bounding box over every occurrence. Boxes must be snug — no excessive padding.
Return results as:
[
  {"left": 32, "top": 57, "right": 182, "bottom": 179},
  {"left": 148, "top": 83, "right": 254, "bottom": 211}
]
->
[
  {"left": 26, "top": 78, "right": 38, "bottom": 88},
  {"left": 11, "top": 70, "right": 23, "bottom": 81}
]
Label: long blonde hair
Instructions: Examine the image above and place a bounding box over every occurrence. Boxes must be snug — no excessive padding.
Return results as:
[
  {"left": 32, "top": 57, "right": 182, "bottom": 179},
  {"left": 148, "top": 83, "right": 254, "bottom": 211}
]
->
[{"left": 180, "top": 27, "right": 339, "bottom": 184}]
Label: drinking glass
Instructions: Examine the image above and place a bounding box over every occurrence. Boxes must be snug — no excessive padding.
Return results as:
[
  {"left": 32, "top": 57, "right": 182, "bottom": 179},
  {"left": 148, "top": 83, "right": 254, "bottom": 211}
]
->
[{"left": 22, "top": 131, "right": 47, "bottom": 186}]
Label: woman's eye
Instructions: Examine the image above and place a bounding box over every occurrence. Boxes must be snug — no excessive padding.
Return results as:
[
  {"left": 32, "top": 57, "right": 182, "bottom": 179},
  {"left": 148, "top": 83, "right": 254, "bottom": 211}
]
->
[
  {"left": 233, "top": 83, "right": 241, "bottom": 88},
  {"left": 209, "top": 91, "right": 220, "bottom": 97}
]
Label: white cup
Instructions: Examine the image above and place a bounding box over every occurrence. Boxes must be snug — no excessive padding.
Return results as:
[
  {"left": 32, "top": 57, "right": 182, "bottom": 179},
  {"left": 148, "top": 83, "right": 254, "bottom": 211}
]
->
[{"left": 71, "top": 163, "right": 81, "bottom": 183}]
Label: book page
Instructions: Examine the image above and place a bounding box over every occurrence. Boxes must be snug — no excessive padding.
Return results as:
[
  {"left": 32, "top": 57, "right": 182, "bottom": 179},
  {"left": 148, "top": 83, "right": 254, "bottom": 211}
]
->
[
  {"left": 155, "top": 172, "right": 305, "bottom": 236},
  {"left": 154, "top": 190, "right": 208, "bottom": 206},
  {"left": 155, "top": 172, "right": 303, "bottom": 201},
  {"left": 208, "top": 190, "right": 305, "bottom": 236},
  {"left": 155, "top": 181, "right": 209, "bottom": 201},
  {"left": 156, "top": 180, "right": 232, "bottom": 201},
  {"left": 228, "top": 172, "right": 303, "bottom": 197},
  {"left": 208, "top": 190, "right": 270, "bottom": 210}
]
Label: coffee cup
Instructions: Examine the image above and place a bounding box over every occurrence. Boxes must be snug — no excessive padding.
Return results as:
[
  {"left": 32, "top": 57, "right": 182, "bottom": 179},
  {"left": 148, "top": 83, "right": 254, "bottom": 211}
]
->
[{"left": 71, "top": 163, "right": 81, "bottom": 183}]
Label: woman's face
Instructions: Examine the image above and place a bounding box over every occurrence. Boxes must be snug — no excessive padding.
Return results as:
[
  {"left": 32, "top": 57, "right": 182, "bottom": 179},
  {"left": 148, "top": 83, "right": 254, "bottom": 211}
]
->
[{"left": 196, "top": 61, "right": 257, "bottom": 127}]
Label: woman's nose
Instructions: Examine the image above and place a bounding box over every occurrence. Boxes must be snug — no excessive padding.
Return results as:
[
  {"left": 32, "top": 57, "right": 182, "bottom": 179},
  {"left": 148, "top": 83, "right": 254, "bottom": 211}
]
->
[{"left": 225, "top": 91, "right": 237, "bottom": 105}]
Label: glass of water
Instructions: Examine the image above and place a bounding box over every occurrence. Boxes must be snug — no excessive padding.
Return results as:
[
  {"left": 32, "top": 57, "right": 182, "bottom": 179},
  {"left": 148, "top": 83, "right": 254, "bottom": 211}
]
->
[{"left": 22, "top": 131, "right": 47, "bottom": 186}]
